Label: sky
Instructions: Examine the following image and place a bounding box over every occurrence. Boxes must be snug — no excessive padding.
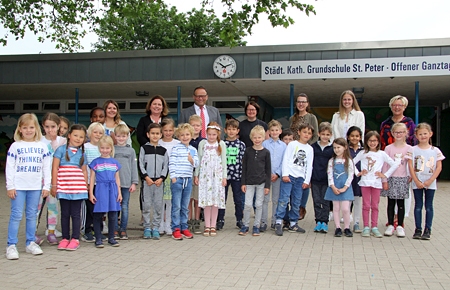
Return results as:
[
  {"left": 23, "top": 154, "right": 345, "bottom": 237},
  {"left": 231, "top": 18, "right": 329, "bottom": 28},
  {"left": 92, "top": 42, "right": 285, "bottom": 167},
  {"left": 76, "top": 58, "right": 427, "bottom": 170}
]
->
[{"left": 0, "top": 0, "right": 449, "bottom": 55}]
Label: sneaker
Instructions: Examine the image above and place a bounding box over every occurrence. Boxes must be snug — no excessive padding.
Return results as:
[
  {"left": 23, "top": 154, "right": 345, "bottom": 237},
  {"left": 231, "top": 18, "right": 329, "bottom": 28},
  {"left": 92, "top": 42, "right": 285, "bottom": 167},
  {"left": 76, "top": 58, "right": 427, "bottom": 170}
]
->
[
  {"left": 361, "top": 227, "right": 371, "bottom": 237},
  {"left": 239, "top": 226, "right": 249, "bottom": 236},
  {"left": 421, "top": 228, "right": 431, "bottom": 240},
  {"left": 216, "top": 220, "right": 224, "bottom": 231},
  {"left": 193, "top": 220, "right": 202, "bottom": 234},
  {"left": 270, "top": 223, "right": 275, "bottom": 230},
  {"left": 26, "top": 242, "right": 43, "bottom": 255},
  {"left": 252, "top": 226, "right": 260, "bottom": 236},
  {"left": 114, "top": 231, "right": 120, "bottom": 239},
  {"left": 35, "top": 234, "right": 44, "bottom": 246},
  {"left": 66, "top": 239, "right": 80, "bottom": 251},
  {"left": 282, "top": 221, "right": 290, "bottom": 231},
  {"left": 413, "top": 228, "right": 422, "bottom": 239},
  {"left": 275, "top": 224, "right": 283, "bottom": 236},
  {"left": 58, "top": 239, "right": 70, "bottom": 250},
  {"left": 314, "top": 222, "right": 322, "bottom": 232},
  {"left": 108, "top": 238, "right": 120, "bottom": 247},
  {"left": 353, "top": 223, "right": 362, "bottom": 233},
  {"left": 95, "top": 242, "right": 104, "bottom": 248},
  {"left": 119, "top": 231, "right": 128, "bottom": 240},
  {"left": 344, "top": 228, "right": 353, "bottom": 237},
  {"left": 6, "top": 245, "right": 19, "bottom": 260},
  {"left": 187, "top": 220, "right": 193, "bottom": 231},
  {"left": 320, "top": 223, "right": 328, "bottom": 233},
  {"left": 259, "top": 223, "right": 268, "bottom": 232},
  {"left": 47, "top": 233, "right": 58, "bottom": 245},
  {"left": 236, "top": 221, "right": 244, "bottom": 229},
  {"left": 288, "top": 224, "right": 306, "bottom": 233},
  {"left": 384, "top": 225, "right": 395, "bottom": 236},
  {"left": 334, "top": 228, "right": 343, "bottom": 237},
  {"left": 143, "top": 228, "right": 152, "bottom": 239},
  {"left": 165, "top": 224, "right": 172, "bottom": 236},
  {"left": 152, "top": 229, "right": 160, "bottom": 240},
  {"left": 371, "top": 227, "right": 382, "bottom": 238},
  {"left": 46, "top": 229, "right": 62, "bottom": 238},
  {"left": 101, "top": 234, "right": 107, "bottom": 241},
  {"left": 172, "top": 228, "right": 183, "bottom": 240},
  {"left": 396, "top": 226, "right": 405, "bottom": 238},
  {"left": 159, "top": 223, "right": 165, "bottom": 235},
  {"left": 81, "top": 232, "right": 95, "bottom": 243},
  {"left": 182, "top": 229, "right": 194, "bottom": 239}
]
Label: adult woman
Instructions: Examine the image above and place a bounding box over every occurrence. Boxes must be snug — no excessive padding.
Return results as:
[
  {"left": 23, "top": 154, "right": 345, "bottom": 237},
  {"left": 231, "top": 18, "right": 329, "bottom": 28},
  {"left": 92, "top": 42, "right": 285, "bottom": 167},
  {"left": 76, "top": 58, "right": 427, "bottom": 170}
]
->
[
  {"left": 238, "top": 101, "right": 268, "bottom": 148},
  {"left": 136, "top": 95, "right": 169, "bottom": 146},
  {"left": 289, "top": 93, "right": 318, "bottom": 144},
  {"left": 103, "top": 100, "right": 131, "bottom": 146},
  {"left": 289, "top": 93, "right": 318, "bottom": 220},
  {"left": 331, "top": 90, "right": 365, "bottom": 140},
  {"left": 380, "top": 95, "right": 416, "bottom": 150}
]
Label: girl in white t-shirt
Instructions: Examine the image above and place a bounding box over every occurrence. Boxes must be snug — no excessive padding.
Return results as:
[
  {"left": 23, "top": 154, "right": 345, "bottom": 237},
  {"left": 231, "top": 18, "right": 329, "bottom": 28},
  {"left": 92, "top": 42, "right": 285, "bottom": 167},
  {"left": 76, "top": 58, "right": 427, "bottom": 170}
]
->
[
  {"left": 353, "top": 131, "right": 399, "bottom": 238},
  {"left": 406, "top": 123, "right": 445, "bottom": 240}
]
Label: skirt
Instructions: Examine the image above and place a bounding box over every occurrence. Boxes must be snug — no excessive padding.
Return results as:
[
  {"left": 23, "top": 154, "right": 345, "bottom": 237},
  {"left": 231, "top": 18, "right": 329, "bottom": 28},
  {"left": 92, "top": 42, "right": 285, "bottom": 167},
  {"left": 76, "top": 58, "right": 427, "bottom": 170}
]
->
[{"left": 380, "top": 176, "right": 409, "bottom": 199}]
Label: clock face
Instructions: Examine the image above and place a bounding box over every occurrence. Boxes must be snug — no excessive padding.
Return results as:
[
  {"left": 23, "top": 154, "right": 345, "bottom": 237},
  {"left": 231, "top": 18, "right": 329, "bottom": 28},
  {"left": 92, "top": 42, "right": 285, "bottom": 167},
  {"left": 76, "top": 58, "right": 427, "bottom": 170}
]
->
[{"left": 213, "top": 55, "right": 237, "bottom": 78}]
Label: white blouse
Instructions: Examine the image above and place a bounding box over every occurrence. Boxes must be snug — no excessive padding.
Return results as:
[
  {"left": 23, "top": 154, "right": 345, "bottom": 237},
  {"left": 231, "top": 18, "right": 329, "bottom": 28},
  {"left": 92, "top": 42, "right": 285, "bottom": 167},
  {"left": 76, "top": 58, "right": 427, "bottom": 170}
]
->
[{"left": 331, "top": 109, "right": 365, "bottom": 140}]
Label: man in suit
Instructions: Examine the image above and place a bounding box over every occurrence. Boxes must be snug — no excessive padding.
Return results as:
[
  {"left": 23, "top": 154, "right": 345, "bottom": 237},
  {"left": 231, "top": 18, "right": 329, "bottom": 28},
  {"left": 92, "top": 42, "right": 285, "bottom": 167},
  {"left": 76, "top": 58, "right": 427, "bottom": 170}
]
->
[{"left": 179, "top": 86, "right": 223, "bottom": 137}]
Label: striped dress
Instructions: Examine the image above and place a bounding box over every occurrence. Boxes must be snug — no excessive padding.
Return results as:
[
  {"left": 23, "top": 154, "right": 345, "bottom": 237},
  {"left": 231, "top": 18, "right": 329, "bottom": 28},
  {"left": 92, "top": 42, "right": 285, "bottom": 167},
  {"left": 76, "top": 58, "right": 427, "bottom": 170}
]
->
[
  {"left": 89, "top": 157, "right": 121, "bottom": 213},
  {"left": 54, "top": 145, "right": 88, "bottom": 200}
]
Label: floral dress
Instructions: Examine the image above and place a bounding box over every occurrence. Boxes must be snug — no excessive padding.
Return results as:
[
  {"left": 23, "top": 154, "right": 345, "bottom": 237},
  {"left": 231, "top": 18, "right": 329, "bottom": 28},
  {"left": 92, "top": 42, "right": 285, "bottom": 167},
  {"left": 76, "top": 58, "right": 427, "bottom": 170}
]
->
[{"left": 198, "top": 142, "right": 226, "bottom": 209}]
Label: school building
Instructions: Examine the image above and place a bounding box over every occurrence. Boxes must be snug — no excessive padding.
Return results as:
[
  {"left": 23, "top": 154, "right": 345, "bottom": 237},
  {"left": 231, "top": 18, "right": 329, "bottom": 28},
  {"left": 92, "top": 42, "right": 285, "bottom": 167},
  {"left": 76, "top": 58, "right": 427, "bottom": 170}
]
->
[{"left": 1, "top": 38, "right": 450, "bottom": 176}]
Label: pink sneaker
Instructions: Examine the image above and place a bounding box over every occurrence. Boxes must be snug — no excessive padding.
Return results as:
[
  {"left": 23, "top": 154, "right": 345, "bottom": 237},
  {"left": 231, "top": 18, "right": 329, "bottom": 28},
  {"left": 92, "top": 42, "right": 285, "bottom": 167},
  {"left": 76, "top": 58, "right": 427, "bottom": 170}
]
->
[
  {"left": 65, "top": 239, "right": 80, "bottom": 251},
  {"left": 57, "top": 239, "right": 70, "bottom": 250}
]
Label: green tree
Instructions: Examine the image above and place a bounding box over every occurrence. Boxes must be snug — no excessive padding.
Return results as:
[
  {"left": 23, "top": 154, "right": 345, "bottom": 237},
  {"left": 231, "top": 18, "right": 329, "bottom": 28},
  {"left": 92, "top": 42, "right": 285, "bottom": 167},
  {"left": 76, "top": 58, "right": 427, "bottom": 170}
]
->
[
  {"left": 94, "top": 1, "right": 246, "bottom": 51},
  {"left": 0, "top": 0, "right": 315, "bottom": 52}
]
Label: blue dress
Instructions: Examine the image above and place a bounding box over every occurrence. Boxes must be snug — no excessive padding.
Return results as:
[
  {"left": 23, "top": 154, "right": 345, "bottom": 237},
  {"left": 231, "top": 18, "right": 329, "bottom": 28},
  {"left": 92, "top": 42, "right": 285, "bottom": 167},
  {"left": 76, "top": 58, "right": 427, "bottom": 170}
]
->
[
  {"left": 324, "top": 161, "right": 354, "bottom": 201},
  {"left": 89, "top": 157, "right": 121, "bottom": 213}
]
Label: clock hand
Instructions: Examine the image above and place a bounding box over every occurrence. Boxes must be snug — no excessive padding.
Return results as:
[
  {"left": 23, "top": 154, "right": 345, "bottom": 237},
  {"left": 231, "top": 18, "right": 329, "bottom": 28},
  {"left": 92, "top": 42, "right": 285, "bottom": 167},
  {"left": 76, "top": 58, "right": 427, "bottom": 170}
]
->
[{"left": 216, "top": 62, "right": 226, "bottom": 68}]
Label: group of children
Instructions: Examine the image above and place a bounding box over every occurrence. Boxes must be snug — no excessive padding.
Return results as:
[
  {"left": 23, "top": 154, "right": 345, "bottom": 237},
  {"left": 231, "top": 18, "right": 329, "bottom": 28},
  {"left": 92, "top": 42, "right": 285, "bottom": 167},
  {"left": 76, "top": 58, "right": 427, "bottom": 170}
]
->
[{"left": 5, "top": 109, "right": 445, "bottom": 260}]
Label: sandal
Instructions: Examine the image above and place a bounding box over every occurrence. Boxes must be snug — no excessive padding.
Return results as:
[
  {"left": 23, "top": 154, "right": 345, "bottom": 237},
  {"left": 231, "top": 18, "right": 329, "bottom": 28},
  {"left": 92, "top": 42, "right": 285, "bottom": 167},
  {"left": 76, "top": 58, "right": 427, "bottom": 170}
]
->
[
  {"left": 210, "top": 228, "right": 217, "bottom": 236},
  {"left": 203, "top": 227, "right": 210, "bottom": 237}
]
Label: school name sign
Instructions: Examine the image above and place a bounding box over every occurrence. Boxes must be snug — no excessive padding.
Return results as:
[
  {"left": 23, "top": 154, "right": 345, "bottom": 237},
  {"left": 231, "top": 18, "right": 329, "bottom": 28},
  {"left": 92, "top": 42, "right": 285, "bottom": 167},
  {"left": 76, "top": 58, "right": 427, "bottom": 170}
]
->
[{"left": 261, "top": 55, "right": 450, "bottom": 80}]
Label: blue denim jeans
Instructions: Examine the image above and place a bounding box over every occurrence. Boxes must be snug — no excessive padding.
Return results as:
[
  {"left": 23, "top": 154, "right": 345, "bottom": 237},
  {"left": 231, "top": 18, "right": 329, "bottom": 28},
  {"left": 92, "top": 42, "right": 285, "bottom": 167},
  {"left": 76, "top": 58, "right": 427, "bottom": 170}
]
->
[
  {"left": 171, "top": 177, "right": 192, "bottom": 231},
  {"left": 117, "top": 187, "right": 130, "bottom": 231},
  {"left": 8, "top": 190, "right": 41, "bottom": 246},
  {"left": 276, "top": 176, "right": 305, "bottom": 222},
  {"left": 218, "top": 180, "right": 244, "bottom": 222},
  {"left": 413, "top": 188, "right": 435, "bottom": 230},
  {"left": 301, "top": 187, "right": 310, "bottom": 208}
]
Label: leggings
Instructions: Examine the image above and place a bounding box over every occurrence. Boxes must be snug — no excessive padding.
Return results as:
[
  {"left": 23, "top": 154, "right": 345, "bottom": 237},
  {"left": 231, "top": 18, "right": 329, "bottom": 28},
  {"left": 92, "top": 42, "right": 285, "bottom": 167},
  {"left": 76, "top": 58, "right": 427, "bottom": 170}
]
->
[
  {"left": 60, "top": 199, "right": 82, "bottom": 240},
  {"left": 203, "top": 206, "right": 219, "bottom": 229},
  {"left": 387, "top": 198, "right": 405, "bottom": 226},
  {"left": 361, "top": 186, "right": 381, "bottom": 228}
]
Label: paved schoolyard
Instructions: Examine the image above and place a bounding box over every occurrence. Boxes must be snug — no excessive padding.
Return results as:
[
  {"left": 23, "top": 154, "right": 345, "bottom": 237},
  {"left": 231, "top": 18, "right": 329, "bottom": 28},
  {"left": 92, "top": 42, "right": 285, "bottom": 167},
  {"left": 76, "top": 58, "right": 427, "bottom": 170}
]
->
[{"left": 1, "top": 173, "right": 450, "bottom": 290}]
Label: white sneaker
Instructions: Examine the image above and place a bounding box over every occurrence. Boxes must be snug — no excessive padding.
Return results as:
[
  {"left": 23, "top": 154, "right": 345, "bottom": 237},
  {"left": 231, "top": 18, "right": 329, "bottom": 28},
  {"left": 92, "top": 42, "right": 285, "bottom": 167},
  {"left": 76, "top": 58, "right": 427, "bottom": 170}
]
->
[
  {"left": 6, "top": 245, "right": 19, "bottom": 260},
  {"left": 329, "top": 212, "right": 334, "bottom": 221},
  {"left": 384, "top": 225, "right": 395, "bottom": 236},
  {"left": 45, "top": 229, "right": 62, "bottom": 238},
  {"left": 396, "top": 226, "right": 406, "bottom": 238},
  {"left": 165, "top": 224, "right": 172, "bottom": 235},
  {"left": 26, "top": 242, "right": 43, "bottom": 255},
  {"left": 159, "top": 222, "right": 166, "bottom": 235}
]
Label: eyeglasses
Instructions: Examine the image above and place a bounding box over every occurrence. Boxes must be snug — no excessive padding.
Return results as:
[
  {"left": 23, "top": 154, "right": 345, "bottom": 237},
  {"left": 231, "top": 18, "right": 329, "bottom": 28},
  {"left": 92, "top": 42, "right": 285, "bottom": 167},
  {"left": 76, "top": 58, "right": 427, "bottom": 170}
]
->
[
  {"left": 297, "top": 101, "right": 308, "bottom": 104},
  {"left": 391, "top": 104, "right": 404, "bottom": 108},
  {"left": 194, "top": 95, "right": 207, "bottom": 98},
  {"left": 367, "top": 139, "right": 379, "bottom": 143},
  {"left": 393, "top": 131, "right": 406, "bottom": 135}
]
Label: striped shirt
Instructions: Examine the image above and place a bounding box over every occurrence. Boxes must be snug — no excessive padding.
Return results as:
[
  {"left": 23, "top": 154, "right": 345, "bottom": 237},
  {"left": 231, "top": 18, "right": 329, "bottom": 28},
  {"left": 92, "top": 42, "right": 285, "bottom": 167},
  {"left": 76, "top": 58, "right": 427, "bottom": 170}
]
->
[{"left": 169, "top": 143, "right": 199, "bottom": 178}]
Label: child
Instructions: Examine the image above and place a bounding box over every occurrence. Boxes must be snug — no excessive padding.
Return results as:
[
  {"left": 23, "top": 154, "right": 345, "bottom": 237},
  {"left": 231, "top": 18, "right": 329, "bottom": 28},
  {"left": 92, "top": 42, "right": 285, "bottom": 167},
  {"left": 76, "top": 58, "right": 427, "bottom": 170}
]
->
[
  {"left": 58, "top": 116, "right": 70, "bottom": 137},
  {"left": 406, "top": 123, "right": 445, "bottom": 240},
  {"left": 281, "top": 129, "right": 294, "bottom": 146},
  {"left": 222, "top": 119, "right": 246, "bottom": 229},
  {"left": 262, "top": 120, "right": 286, "bottom": 231},
  {"left": 89, "top": 136, "right": 122, "bottom": 248},
  {"left": 140, "top": 123, "right": 169, "bottom": 240},
  {"left": 36, "top": 112, "right": 66, "bottom": 245},
  {"left": 274, "top": 124, "right": 314, "bottom": 236},
  {"left": 195, "top": 122, "right": 227, "bottom": 236},
  {"left": 158, "top": 118, "right": 180, "bottom": 236},
  {"left": 114, "top": 124, "right": 139, "bottom": 240},
  {"left": 347, "top": 126, "right": 364, "bottom": 233},
  {"left": 311, "top": 122, "right": 333, "bottom": 233},
  {"left": 381, "top": 123, "right": 412, "bottom": 238},
  {"left": 169, "top": 123, "right": 199, "bottom": 240},
  {"left": 81, "top": 122, "right": 104, "bottom": 243},
  {"left": 5, "top": 113, "right": 51, "bottom": 260},
  {"left": 353, "top": 131, "right": 399, "bottom": 238},
  {"left": 324, "top": 138, "right": 355, "bottom": 237},
  {"left": 51, "top": 124, "right": 88, "bottom": 251},
  {"left": 239, "top": 125, "right": 271, "bottom": 236},
  {"left": 188, "top": 115, "right": 205, "bottom": 234},
  {"left": 90, "top": 107, "right": 106, "bottom": 124}
]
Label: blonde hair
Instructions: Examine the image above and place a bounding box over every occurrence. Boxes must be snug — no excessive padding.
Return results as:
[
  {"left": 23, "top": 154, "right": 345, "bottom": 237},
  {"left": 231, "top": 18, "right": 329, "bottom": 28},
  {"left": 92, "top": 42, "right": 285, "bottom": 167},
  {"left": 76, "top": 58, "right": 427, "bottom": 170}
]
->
[
  {"left": 87, "top": 122, "right": 105, "bottom": 137},
  {"left": 175, "top": 123, "right": 194, "bottom": 138},
  {"left": 415, "top": 122, "right": 433, "bottom": 145},
  {"left": 103, "top": 100, "right": 122, "bottom": 125},
  {"left": 207, "top": 122, "right": 222, "bottom": 155},
  {"left": 338, "top": 90, "right": 361, "bottom": 119},
  {"left": 189, "top": 114, "right": 202, "bottom": 125},
  {"left": 389, "top": 95, "right": 408, "bottom": 109},
  {"left": 268, "top": 119, "right": 282, "bottom": 130},
  {"left": 391, "top": 123, "right": 408, "bottom": 142},
  {"left": 250, "top": 125, "right": 265, "bottom": 139},
  {"left": 114, "top": 123, "right": 130, "bottom": 136},
  {"left": 98, "top": 136, "right": 115, "bottom": 157},
  {"left": 14, "top": 113, "right": 42, "bottom": 142}
]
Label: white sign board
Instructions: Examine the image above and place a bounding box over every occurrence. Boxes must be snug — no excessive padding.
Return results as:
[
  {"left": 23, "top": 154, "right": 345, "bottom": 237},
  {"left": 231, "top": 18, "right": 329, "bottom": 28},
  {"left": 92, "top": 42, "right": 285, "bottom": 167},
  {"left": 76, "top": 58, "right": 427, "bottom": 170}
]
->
[{"left": 261, "top": 55, "right": 450, "bottom": 80}]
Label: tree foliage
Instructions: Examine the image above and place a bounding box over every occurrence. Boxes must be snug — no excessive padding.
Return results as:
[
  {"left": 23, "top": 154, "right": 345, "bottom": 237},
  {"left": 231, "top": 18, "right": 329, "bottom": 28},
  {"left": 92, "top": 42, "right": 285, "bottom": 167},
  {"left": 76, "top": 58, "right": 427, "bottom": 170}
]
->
[
  {"left": 93, "top": 1, "right": 246, "bottom": 51},
  {"left": 0, "top": 0, "right": 315, "bottom": 52}
]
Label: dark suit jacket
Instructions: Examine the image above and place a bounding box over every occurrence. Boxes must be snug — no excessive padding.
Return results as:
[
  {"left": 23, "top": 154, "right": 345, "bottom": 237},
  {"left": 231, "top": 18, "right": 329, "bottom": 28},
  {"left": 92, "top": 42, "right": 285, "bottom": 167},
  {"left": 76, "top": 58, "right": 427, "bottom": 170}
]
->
[{"left": 179, "top": 105, "right": 223, "bottom": 128}]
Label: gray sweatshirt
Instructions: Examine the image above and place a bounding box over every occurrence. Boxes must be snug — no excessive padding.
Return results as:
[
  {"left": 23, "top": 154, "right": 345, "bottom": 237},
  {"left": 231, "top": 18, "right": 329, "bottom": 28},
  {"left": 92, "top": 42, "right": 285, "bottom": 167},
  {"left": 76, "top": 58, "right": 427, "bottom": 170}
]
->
[{"left": 114, "top": 145, "right": 139, "bottom": 188}]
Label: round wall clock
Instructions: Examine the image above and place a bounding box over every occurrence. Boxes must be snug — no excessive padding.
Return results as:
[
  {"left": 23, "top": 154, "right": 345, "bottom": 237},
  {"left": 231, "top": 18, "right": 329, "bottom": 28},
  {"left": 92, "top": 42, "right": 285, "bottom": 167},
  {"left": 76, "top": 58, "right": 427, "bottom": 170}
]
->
[{"left": 213, "top": 55, "right": 237, "bottom": 78}]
